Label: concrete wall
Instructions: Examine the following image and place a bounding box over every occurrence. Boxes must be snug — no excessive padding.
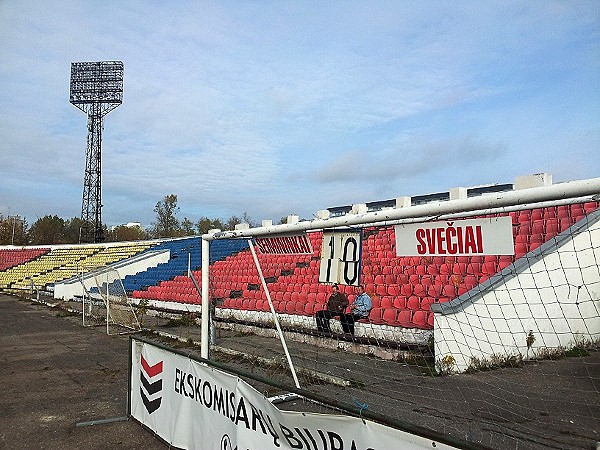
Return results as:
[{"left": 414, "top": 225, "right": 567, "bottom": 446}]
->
[{"left": 432, "top": 210, "right": 600, "bottom": 373}]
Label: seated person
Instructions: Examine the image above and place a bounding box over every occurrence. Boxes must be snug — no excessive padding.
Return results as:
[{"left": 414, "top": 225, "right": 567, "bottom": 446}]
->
[
  {"left": 340, "top": 285, "right": 372, "bottom": 335},
  {"left": 315, "top": 284, "right": 348, "bottom": 333}
]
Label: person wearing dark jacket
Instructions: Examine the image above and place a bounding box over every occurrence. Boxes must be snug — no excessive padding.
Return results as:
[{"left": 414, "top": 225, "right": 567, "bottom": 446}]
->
[{"left": 315, "top": 284, "right": 348, "bottom": 333}]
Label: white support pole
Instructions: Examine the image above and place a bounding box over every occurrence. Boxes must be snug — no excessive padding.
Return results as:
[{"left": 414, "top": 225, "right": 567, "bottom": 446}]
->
[
  {"left": 203, "top": 177, "right": 600, "bottom": 242},
  {"left": 201, "top": 237, "right": 210, "bottom": 359},
  {"left": 106, "top": 273, "right": 109, "bottom": 335},
  {"left": 248, "top": 239, "right": 301, "bottom": 389}
]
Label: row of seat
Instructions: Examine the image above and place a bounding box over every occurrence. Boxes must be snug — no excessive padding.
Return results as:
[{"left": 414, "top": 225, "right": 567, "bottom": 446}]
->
[
  {"left": 214, "top": 298, "right": 434, "bottom": 330},
  {"left": 0, "top": 243, "right": 154, "bottom": 289},
  {"left": 0, "top": 248, "right": 49, "bottom": 271},
  {"left": 132, "top": 203, "right": 599, "bottom": 330},
  {"left": 3, "top": 203, "right": 596, "bottom": 331}
]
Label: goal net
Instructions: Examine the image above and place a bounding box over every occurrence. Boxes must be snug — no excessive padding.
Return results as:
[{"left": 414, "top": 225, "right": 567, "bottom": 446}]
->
[
  {"left": 85, "top": 268, "right": 141, "bottom": 335},
  {"left": 202, "top": 197, "right": 600, "bottom": 449}
]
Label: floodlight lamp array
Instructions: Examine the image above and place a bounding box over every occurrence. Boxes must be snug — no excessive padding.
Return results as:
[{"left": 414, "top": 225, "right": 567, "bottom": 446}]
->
[{"left": 69, "top": 61, "right": 124, "bottom": 106}]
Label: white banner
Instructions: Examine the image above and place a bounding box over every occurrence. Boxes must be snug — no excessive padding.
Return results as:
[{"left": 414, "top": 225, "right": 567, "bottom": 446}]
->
[
  {"left": 255, "top": 233, "right": 313, "bottom": 255},
  {"left": 395, "top": 216, "right": 514, "bottom": 256},
  {"left": 130, "top": 338, "right": 459, "bottom": 449}
]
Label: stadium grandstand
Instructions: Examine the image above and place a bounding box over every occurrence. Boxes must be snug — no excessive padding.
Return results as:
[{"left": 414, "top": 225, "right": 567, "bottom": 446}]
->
[
  {"left": 1, "top": 172, "right": 599, "bottom": 449},
  {"left": 1, "top": 173, "right": 598, "bottom": 352}
]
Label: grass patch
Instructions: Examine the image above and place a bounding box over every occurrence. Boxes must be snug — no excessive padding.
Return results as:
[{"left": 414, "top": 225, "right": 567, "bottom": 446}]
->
[
  {"left": 162, "top": 312, "right": 198, "bottom": 328},
  {"left": 563, "top": 346, "right": 590, "bottom": 357}
]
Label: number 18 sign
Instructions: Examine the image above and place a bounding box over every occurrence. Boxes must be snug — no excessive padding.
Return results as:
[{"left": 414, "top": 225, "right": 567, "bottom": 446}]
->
[{"left": 319, "top": 230, "right": 362, "bottom": 286}]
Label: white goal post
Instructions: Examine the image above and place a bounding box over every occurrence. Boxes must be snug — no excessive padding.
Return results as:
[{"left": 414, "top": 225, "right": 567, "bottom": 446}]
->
[
  {"left": 87, "top": 268, "right": 141, "bottom": 335},
  {"left": 199, "top": 177, "right": 600, "bottom": 359}
]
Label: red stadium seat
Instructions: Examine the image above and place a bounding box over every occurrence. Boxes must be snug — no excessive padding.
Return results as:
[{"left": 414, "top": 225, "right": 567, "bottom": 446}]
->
[
  {"left": 304, "top": 302, "right": 316, "bottom": 315},
  {"left": 470, "top": 256, "right": 484, "bottom": 264},
  {"left": 428, "top": 283, "right": 443, "bottom": 297},
  {"left": 294, "top": 302, "right": 307, "bottom": 315},
  {"left": 482, "top": 261, "right": 498, "bottom": 276},
  {"left": 442, "top": 284, "right": 457, "bottom": 299},
  {"left": 559, "top": 217, "right": 572, "bottom": 232},
  {"left": 412, "top": 310, "right": 429, "bottom": 328},
  {"left": 261, "top": 300, "right": 273, "bottom": 312},
  {"left": 380, "top": 296, "right": 394, "bottom": 309},
  {"left": 396, "top": 310, "right": 413, "bottom": 327},
  {"left": 466, "top": 263, "right": 482, "bottom": 276},
  {"left": 570, "top": 204, "right": 584, "bottom": 217},
  {"left": 413, "top": 284, "right": 427, "bottom": 298},
  {"left": 452, "top": 263, "right": 467, "bottom": 276},
  {"left": 557, "top": 205, "right": 570, "bottom": 219},
  {"left": 382, "top": 308, "right": 399, "bottom": 325},
  {"left": 420, "top": 297, "right": 434, "bottom": 311},
  {"left": 426, "top": 264, "right": 439, "bottom": 275},
  {"left": 439, "top": 264, "right": 452, "bottom": 275},
  {"left": 515, "top": 243, "right": 527, "bottom": 258},
  {"left": 531, "top": 220, "right": 544, "bottom": 235},
  {"left": 400, "top": 284, "right": 413, "bottom": 297},
  {"left": 386, "top": 284, "right": 400, "bottom": 296},
  {"left": 420, "top": 275, "right": 433, "bottom": 286},
  {"left": 546, "top": 217, "right": 559, "bottom": 231},
  {"left": 393, "top": 296, "right": 407, "bottom": 309},
  {"left": 584, "top": 202, "right": 598, "bottom": 213},
  {"left": 517, "top": 210, "right": 531, "bottom": 223},
  {"left": 464, "top": 275, "right": 478, "bottom": 286},
  {"left": 407, "top": 296, "right": 420, "bottom": 310},
  {"left": 284, "top": 301, "right": 297, "bottom": 314},
  {"left": 367, "top": 307, "right": 385, "bottom": 324}
]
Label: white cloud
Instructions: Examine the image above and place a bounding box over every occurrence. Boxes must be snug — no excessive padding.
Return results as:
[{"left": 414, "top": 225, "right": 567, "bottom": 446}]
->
[{"left": 0, "top": 1, "right": 598, "bottom": 227}]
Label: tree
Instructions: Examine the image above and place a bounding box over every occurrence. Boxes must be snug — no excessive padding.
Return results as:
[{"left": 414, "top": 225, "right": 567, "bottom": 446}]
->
[
  {"left": 224, "top": 215, "right": 242, "bottom": 231},
  {"left": 152, "top": 194, "right": 180, "bottom": 238},
  {"left": 106, "top": 224, "right": 149, "bottom": 242},
  {"left": 180, "top": 217, "right": 196, "bottom": 236},
  {"left": 28, "top": 215, "right": 66, "bottom": 244},
  {"left": 196, "top": 217, "right": 225, "bottom": 235},
  {"left": 63, "top": 217, "right": 85, "bottom": 244},
  {"left": 242, "top": 212, "right": 258, "bottom": 228},
  {"left": 0, "top": 215, "right": 29, "bottom": 245}
]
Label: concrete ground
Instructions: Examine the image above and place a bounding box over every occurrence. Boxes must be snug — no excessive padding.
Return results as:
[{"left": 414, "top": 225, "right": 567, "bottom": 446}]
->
[
  {"left": 0, "top": 295, "right": 165, "bottom": 450},
  {"left": 1, "top": 294, "right": 598, "bottom": 450}
]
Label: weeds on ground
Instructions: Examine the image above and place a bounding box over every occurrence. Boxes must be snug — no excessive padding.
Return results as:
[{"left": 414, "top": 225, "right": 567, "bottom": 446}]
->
[
  {"left": 163, "top": 312, "right": 198, "bottom": 328},
  {"left": 55, "top": 309, "right": 79, "bottom": 318}
]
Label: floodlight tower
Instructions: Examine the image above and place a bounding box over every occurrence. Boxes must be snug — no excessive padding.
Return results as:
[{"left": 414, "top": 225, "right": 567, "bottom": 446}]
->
[{"left": 69, "top": 61, "right": 123, "bottom": 243}]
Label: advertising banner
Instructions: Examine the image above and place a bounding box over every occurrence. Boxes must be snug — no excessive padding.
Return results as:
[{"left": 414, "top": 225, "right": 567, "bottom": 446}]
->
[
  {"left": 395, "top": 216, "right": 514, "bottom": 257},
  {"left": 254, "top": 233, "right": 313, "bottom": 255},
  {"left": 130, "top": 338, "right": 458, "bottom": 449}
]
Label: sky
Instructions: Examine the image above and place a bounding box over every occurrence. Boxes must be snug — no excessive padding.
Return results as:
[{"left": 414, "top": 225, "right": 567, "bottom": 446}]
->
[{"left": 1, "top": 1, "right": 599, "bottom": 229}]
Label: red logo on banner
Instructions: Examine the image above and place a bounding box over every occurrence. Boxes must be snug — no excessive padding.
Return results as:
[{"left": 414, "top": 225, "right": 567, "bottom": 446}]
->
[{"left": 140, "top": 355, "right": 163, "bottom": 414}]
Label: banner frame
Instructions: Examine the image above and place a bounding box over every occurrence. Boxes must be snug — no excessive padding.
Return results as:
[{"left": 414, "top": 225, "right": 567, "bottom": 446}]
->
[{"left": 128, "top": 334, "right": 490, "bottom": 450}]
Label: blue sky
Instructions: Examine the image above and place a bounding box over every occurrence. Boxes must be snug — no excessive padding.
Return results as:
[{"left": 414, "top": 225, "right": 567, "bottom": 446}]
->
[{"left": 1, "top": 1, "right": 598, "bottom": 228}]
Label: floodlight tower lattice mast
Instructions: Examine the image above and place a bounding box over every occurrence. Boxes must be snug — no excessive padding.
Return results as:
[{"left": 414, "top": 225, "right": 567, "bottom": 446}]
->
[{"left": 69, "top": 61, "right": 123, "bottom": 243}]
